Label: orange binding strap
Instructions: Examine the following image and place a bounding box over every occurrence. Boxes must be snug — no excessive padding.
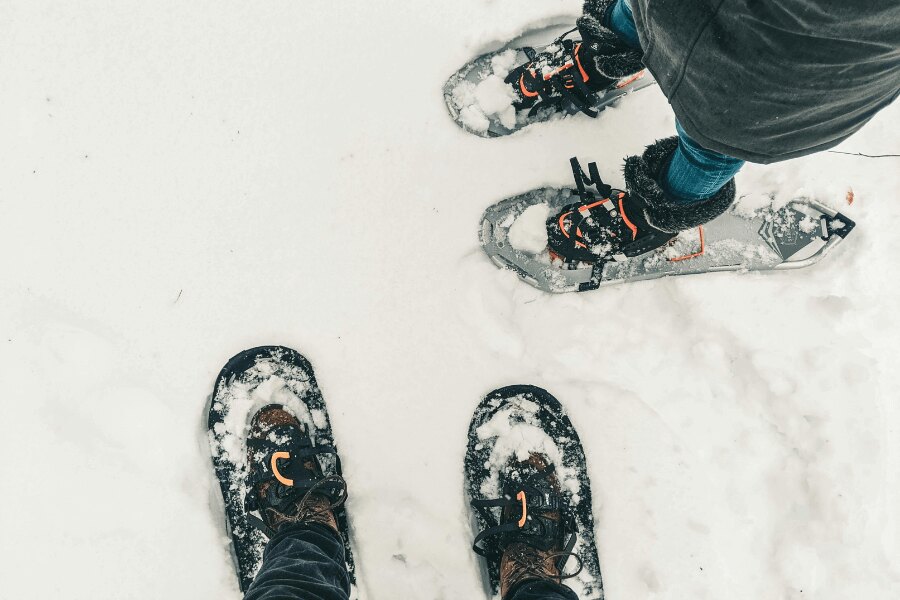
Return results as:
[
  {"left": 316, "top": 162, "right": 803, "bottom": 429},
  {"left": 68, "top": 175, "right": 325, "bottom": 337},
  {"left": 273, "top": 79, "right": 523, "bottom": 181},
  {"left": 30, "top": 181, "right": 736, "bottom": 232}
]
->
[
  {"left": 271, "top": 451, "right": 294, "bottom": 486},
  {"left": 618, "top": 193, "right": 638, "bottom": 240},
  {"left": 615, "top": 70, "right": 646, "bottom": 89},
  {"left": 516, "top": 491, "right": 527, "bottom": 527},
  {"left": 573, "top": 43, "right": 590, "bottom": 83},
  {"left": 578, "top": 199, "right": 610, "bottom": 212},
  {"left": 542, "top": 61, "right": 575, "bottom": 81},
  {"left": 668, "top": 226, "right": 706, "bottom": 262},
  {"left": 519, "top": 74, "right": 539, "bottom": 98}
]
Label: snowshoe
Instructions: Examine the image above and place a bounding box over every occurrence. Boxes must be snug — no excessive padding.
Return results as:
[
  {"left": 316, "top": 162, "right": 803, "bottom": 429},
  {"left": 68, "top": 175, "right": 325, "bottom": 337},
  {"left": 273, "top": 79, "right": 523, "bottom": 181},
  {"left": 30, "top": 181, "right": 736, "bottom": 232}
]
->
[
  {"left": 466, "top": 385, "right": 604, "bottom": 599},
  {"left": 479, "top": 141, "right": 856, "bottom": 293},
  {"left": 206, "top": 345, "right": 357, "bottom": 595},
  {"left": 445, "top": 24, "right": 653, "bottom": 138}
]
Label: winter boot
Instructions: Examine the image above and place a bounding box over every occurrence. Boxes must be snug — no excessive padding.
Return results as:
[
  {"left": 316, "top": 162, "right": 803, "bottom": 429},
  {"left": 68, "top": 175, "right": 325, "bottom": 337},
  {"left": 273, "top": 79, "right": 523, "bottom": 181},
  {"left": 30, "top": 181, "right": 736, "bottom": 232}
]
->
[
  {"left": 506, "top": 0, "right": 645, "bottom": 118},
  {"left": 473, "top": 453, "right": 583, "bottom": 599},
  {"left": 547, "top": 136, "right": 737, "bottom": 263},
  {"left": 244, "top": 404, "right": 347, "bottom": 537}
]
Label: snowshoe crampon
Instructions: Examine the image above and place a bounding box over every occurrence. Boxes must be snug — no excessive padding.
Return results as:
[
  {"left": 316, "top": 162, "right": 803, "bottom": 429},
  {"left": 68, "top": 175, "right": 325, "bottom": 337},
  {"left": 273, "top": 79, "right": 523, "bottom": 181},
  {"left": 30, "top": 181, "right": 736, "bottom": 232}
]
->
[
  {"left": 444, "top": 25, "right": 655, "bottom": 138},
  {"left": 465, "top": 385, "right": 603, "bottom": 599},
  {"left": 480, "top": 181, "right": 856, "bottom": 293},
  {"left": 205, "top": 346, "right": 357, "bottom": 594}
]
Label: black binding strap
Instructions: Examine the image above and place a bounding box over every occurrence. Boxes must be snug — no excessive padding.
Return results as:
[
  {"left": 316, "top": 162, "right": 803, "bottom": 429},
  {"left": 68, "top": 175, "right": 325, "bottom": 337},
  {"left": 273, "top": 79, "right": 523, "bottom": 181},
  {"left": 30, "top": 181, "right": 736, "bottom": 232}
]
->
[
  {"left": 570, "top": 158, "right": 612, "bottom": 199},
  {"left": 470, "top": 489, "right": 584, "bottom": 580},
  {"left": 515, "top": 28, "right": 601, "bottom": 119}
]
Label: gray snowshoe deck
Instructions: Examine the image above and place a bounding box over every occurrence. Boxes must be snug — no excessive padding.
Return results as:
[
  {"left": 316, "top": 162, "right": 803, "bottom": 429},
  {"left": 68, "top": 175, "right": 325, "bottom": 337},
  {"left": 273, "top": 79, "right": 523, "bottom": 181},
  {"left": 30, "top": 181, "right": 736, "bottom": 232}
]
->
[
  {"left": 444, "top": 25, "right": 656, "bottom": 138},
  {"left": 480, "top": 188, "right": 856, "bottom": 293}
]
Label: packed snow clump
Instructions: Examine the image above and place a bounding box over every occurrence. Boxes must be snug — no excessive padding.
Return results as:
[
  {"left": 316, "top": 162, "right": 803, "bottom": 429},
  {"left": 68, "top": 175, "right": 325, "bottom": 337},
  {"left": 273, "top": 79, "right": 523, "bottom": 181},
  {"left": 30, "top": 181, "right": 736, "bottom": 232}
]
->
[
  {"left": 507, "top": 203, "right": 550, "bottom": 253},
  {"left": 450, "top": 50, "right": 519, "bottom": 133},
  {"left": 475, "top": 394, "right": 580, "bottom": 501},
  {"left": 210, "top": 360, "right": 317, "bottom": 476}
]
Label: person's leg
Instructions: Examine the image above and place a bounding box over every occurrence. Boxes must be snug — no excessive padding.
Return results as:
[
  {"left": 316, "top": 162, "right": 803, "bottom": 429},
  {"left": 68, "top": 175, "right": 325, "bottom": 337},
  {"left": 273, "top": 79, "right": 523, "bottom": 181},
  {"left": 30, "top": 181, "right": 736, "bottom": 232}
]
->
[
  {"left": 602, "top": 0, "right": 641, "bottom": 50},
  {"left": 506, "top": 579, "right": 580, "bottom": 600},
  {"left": 244, "top": 523, "right": 351, "bottom": 600},
  {"left": 663, "top": 121, "right": 745, "bottom": 204}
]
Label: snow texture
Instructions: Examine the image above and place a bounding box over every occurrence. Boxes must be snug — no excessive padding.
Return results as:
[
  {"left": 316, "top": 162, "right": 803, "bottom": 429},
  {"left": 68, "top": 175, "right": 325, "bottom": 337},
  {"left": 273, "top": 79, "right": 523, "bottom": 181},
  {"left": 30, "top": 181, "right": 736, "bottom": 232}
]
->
[
  {"left": 508, "top": 203, "right": 551, "bottom": 253},
  {"left": 2, "top": 0, "right": 899, "bottom": 599},
  {"left": 452, "top": 49, "right": 521, "bottom": 133}
]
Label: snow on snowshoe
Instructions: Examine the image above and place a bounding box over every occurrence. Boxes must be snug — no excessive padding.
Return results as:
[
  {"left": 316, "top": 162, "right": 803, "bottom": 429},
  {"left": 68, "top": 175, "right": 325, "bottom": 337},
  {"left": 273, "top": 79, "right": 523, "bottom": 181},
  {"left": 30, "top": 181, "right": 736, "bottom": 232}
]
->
[
  {"left": 480, "top": 155, "right": 856, "bottom": 293},
  {"left": 444, "top": 24, "right": 654, "bottom": 138},
  {"left": 206, "top": 345, "right": 357, "bottom": 595},
  {"left": 466, "top": 385, "right": 604, "bottom": 600}
]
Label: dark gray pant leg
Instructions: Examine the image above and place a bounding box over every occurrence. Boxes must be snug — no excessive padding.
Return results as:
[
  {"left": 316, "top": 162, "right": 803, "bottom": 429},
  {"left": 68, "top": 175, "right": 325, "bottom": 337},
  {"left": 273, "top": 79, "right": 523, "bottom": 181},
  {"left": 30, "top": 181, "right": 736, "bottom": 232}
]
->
[
  {"left": 507, "top": 580, "right": 580, "bottom": 600},
  {"left": 244, "top": 523, "right": 351, "bottom": 600}
]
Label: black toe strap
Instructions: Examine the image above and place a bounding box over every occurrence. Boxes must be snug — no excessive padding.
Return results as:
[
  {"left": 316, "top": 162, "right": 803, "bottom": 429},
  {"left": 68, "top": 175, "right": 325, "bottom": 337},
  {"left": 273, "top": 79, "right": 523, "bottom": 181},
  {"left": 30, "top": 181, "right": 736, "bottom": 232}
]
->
[{"left": 471, "top": 480, "right": 576, "bottom": 558}]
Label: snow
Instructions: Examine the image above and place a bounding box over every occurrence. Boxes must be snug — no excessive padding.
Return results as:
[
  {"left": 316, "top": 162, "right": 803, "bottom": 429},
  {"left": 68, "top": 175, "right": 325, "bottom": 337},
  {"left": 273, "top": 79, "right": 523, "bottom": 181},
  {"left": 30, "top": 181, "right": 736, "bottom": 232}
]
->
[
  {"left": 475, "top": 396, "right": 580, "bottom": 500},
  {"left": 450, "top": 49, "right": 520, "bottom": 133},
  {"left": 2, "top": 1, "right": 900, "bottom": 599},
  {"left": 507, "top": 203, "right": 550, "bottom": 253},
  {"left": 213, "top": 366, "right": 316, "bottom": 470},
  {"left": 662, "top": 228, "right": 703, "bottom": 260},
  {"left": 800, "top": 216, "right": 822, "bottom": 235}
]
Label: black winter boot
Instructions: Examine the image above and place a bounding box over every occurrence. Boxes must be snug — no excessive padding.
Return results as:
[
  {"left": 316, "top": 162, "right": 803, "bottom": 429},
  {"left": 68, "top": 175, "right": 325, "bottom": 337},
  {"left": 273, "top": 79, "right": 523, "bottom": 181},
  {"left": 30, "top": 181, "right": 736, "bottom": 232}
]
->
[
  {"left": 505, "top": 0, "right": 645, "bottom": 119},
  {"left": 625, "top": 137, "right": 737, "bottom": 232},
  {"left": 547, "top": 137, "right": 737, "bottom": 263}
]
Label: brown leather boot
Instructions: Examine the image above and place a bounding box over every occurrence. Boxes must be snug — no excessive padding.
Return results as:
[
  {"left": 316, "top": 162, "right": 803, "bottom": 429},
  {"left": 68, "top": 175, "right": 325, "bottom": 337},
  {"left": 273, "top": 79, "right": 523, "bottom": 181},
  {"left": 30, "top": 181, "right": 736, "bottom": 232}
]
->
[
  {"left": 245, "top": 404, "right": 346, "bottom": 536},
  {"left": 475, "top": 453, "right": 581, "bottom": 599},
  {"left": 500, "top": 453, "right": 562, "bottom": 598},
  {"left": 500, "top": 542, "right": 563, "bottom": 598}
]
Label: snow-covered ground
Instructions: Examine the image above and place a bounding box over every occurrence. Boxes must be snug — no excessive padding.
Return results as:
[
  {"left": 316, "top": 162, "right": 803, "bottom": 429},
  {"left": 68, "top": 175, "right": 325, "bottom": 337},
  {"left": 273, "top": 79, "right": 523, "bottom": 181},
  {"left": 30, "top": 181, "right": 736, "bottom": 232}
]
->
[{"left": 2, "top": 0, "right": 899, "bottom": 598}]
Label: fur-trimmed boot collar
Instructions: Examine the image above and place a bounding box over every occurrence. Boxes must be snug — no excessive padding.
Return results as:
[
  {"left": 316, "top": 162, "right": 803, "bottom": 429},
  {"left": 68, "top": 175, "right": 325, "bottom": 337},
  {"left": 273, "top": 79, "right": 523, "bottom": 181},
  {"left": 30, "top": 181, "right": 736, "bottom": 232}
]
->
[
  {"left": 576, "top": 0, "right": 645, "bottom": 79},
  {"left": 624, "top": 137, "right": 737, "bottom": 233},
  {"left": 578, "top": 0, "right": 620, "bottom": 41}
]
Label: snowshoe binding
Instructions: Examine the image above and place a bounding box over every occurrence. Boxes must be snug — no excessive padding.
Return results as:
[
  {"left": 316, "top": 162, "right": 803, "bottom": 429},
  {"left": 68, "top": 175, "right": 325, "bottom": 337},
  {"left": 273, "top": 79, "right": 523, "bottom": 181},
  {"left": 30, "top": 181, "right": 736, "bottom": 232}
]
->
[
  {"left": 546, "top": 156, "right": 675, "bottom": 265},
  {"left": 244, "top": 405, "right": 347, "bottom": 539}
]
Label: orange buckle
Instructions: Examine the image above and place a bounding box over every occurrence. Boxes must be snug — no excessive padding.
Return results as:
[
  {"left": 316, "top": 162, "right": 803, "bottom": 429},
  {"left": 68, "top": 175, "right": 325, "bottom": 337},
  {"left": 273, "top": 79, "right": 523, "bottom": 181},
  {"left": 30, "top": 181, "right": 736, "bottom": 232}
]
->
[
  {"left": 516, "top": 491, "right": 527, "bottom": 527},
  {"left": 271, "top": 451, "right": 295, "bottom": 486}
]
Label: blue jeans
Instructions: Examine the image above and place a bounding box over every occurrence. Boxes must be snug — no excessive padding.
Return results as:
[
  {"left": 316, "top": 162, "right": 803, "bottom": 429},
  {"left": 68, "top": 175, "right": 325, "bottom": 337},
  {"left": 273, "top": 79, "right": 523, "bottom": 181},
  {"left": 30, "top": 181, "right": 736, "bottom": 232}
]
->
[
  {"left": 667, "top": 121, "right": 744, "bottom": 203},
  {"left": 604, "top": 0, "right": 744, "bottom": 203},
  {"left": 603, "top": 0, "right": 641, "bottom": 50},
  {"left": 244, "top": 523, "right": 577, "bottom": 600}
]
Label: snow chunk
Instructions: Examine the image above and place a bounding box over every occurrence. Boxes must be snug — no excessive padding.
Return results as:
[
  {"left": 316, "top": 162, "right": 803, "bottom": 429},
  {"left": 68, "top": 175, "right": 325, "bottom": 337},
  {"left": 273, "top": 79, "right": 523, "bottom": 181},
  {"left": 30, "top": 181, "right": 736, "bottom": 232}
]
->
[
  {"left": 474, "top": 74, "right": 515, "bottom": 115},
  {"left": 449, "top": 49, "right": 518, "bottom": 132},
  {"left": 474, "top": 396, "right": 581, "bottom": 502},
  {"left": 508, "top": 203, "right": 550, "bottom": 253},
  {"left": 459, "top": 104, "right": 491, "bottom": 133},
  {"left": 799, "top": 216, "right": 818, "bottom": 234},
  {"left": 733, "top": 193, "right": 776, "bottom": 218},
  {"left": 490, "top": 49, "right": 518, "bottom": 76}
]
